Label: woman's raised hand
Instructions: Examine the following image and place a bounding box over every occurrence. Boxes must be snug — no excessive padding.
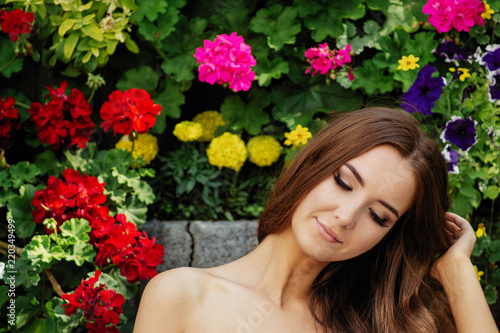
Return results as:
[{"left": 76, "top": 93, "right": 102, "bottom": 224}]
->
[{"left": 431, "top": 212, "right": 497, "bottom": 333}]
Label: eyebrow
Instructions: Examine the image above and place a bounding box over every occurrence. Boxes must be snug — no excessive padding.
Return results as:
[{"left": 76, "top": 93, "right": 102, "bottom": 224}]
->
[{"left": 344, "top": 163, "right": 400, "bottom": 219}]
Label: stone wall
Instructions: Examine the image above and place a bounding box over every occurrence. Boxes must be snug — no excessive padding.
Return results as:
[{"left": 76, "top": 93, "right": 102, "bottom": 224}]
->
[{"left": 141, "top": 220, "right": 259, "bottom": 272}]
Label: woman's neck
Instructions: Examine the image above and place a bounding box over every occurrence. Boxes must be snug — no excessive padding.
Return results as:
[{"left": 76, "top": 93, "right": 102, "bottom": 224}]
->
[{"left": 213, "top": 228, "right": 329, "bottom": 307}]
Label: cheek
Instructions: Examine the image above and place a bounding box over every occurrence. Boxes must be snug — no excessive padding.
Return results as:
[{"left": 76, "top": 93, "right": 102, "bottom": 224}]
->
[{"left": 352, "top": 228, "right": 389, "bottom": 255}]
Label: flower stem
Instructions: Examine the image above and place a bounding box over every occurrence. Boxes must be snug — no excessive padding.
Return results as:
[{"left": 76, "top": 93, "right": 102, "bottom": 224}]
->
[
  {"left": 0, "top": 240, "right": 23, "bottom": 256},
  {"left": 14, "top": 101, "right": 31, "bottom": 110},
  {"left": 88, "top": 87, "right": 97, "bottom": 104},
  {"left": 44, "top": 268, "right": 65, "bottom": 296}
]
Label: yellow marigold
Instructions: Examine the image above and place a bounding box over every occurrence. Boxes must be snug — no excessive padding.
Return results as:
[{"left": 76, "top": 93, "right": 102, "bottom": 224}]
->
[
  {"left": 474, "top": 265, "right": 484, "bottom": 281},
  {"left": 247, "top": 135, "right": 281, "bottom": 167},
  {"left": 206, "top": 132, "right": 248, "bottom": 172},
  {"left": 476, "top": 223, "right": 487, "bottom": 237},
  {"left": 115, "top": 133, "right": 159, "bottom": 166},
  {"left": 173, "top": 121, "right": 203, "bottom": 142},
  {"left": 192, "top": 110, "right": 226, "bottom": 141},
  {"left": 449, "top": 67, "right": 471, "bottom": 81},
  {"left": 397, "top": 55, "right": 420, "bottom": 71},
  {"left": 284, "top": 124, "right": 312, "bottom": 148},
  {"left": 482, "top": 2, "right": 495, "bottom": 20}
]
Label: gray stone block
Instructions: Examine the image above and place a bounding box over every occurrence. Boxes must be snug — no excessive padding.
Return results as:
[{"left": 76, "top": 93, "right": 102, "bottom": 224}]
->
[
  {"left": 141, "top": 220, "right": 192, "bottom": 272},
  {"left": 190, "top": 221, "right": 259, "bottom": 268}
]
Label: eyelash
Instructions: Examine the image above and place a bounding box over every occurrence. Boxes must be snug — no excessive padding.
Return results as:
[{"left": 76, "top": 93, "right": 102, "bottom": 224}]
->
[{"left": 333, "top": 172, "right": 389, "bottom": 228}]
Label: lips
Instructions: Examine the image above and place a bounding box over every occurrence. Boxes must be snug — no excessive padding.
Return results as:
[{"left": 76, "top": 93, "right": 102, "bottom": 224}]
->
[{"left": 316, "top": 218, "right": 342, "bottom": 243}]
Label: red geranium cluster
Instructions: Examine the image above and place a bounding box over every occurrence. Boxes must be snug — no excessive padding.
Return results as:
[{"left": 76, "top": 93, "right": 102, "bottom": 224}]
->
[
  {"left": 423, "top": 0, "right": 486, "bottom": 33},
  {"left": 96, "top": 214, "right": 164, "bottom": 283},
  {"left": 32, "top": 168, "right": 165, "bottom": 283},
  {"left": 32, "top": 168, "right": 113, "bottom": 240},
  {"left": 305, "top": 43, "right": 354, "bottom": 81},
  {"left": 0, "top": 8, "right": 34, "bottom": 42},
  {"left": 0, "top": 96, "right": 20, "bottom": 146},
  {"left": 194, "top": 32, "right": 256, "bottom": 92},
  {"left": 100, "top": 88, "right": 162, "bottom": 136},
  {"left": 29, "top": 81, "right": 95, "bottom": 150},
  {"left": 62, "top": 270, "right": 125, "bottom": 333}
]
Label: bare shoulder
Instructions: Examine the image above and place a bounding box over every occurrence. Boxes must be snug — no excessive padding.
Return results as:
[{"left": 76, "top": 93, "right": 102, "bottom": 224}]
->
[{"left": 133, "top": 267, "right": 211, "bottom": 333}]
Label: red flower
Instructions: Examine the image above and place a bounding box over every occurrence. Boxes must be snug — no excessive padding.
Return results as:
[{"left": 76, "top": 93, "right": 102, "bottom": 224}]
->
[
  {"left": 29, "top": 81, "right": 95, "bottom": 149},
  {"left": 0, "top": 9, "right": 35, "bottom": 42},
  {"left": 100, "top": 88, "right": 161, "bottom": 135},
  {"left": 62, "top": 270, "right": 124, "bottom": 332},
  {"left": 31, "top": 168, "right": 107, "bottom": 234},
  {"left": 0, "top": 96, "right": 20, "bottom": 146}
]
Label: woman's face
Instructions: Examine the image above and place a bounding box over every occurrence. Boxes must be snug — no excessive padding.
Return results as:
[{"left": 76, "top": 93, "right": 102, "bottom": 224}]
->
[{"left": 290, "top": 145, "right": 417, "bottom": 262}]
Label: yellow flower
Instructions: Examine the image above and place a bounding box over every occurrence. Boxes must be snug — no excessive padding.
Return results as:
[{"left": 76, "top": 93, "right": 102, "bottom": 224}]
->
[
  {"left": 206, "top": 132, "right": 247, "bottom": 172},
  {"left": 397, "top": 55, "right": 420, "bottom": 71},
  {"left": 474, "top": 265, "right": 485, "bottom": 281},
  {"left": 284, "top": 125, "right": 312, "bottom": 148},
  {"left": 115, "top": 133, "right": 159, "bottom": 166},
  {"left": 173, "top": 121, "right": 203, "bottom": 142},
  {"left": 192, "top": 110, "right": 226, "bottom": 141},
  {"left": 476, "top": 223, "right": 487, "bottom": 237},
  {"left": 482, "top": 2, "right": 495, "bottom": 20},
  {"left": 449, "top": 67, "right": 471, "bottom": 81},
  {"left": 247, "top": 135, "right": 282, "bottom": 167}
]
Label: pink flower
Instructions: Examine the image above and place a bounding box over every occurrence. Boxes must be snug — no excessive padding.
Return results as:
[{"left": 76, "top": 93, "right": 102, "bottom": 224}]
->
[
  {"left": 304, "top": 43, "right": 354, "bottom": 80},
  {"left": 422, "top": 0, "right": 486, "bottom": 33},
  {"left": 194, "top": 32, "right": 256, "bottom": 92}
]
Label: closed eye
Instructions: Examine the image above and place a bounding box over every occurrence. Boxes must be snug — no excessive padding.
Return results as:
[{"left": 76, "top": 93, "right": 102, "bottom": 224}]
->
[
  {"left": 370, "top": 209, "right": 388, "bottom": 227},
  {"left": 334, "top": 173, "right": 352, "bottom": 191}
]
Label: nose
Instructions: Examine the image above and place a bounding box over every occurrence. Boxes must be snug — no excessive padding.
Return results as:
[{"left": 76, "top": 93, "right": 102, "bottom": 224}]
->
[{"left": 334, "top": 204, "right": 357, "bottom": 229}]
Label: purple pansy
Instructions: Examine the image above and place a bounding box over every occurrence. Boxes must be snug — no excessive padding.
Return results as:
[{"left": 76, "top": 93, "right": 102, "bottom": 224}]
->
[
  {"left": 440, "top": 116, "right": 478, "bottom": 151},
  {"left": 402, "top": 65, "right": 445, "bottom": 116},
  {"left": 481, "top": 46, "right": 500, "bottom": 72},
  {"left": 434, "top": 40, "right": 468, "bottom": 63},
  {"left": 441, "top": 144, "right": 459, "bottom": 174}
]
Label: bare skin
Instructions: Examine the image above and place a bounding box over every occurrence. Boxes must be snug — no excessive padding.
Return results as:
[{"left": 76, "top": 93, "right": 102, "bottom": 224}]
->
[{"left": 134, "top": 145, "right": 497, "bottom": 332}]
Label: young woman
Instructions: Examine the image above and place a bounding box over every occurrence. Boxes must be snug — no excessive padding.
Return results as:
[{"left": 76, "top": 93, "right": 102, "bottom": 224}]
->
[{"left": 134, "top": 107, "right": 497, "bottom": 332}]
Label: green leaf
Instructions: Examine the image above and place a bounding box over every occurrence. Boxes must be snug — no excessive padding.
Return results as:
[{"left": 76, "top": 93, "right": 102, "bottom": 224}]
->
[
  {"left": 24, "top": 235, "right": 65, "bottom": 271},
  {"left": 366, "top": 0, "right": 391, "bottom": 10},
  {"left": 459, "top": 182, "right": 481, "bottom": 198},
  {"left": 121, "top": 0, "right": 139, "bottom": 10},
  {"left": 7, "top": 184, "right": 36, "bottom": 239},
  {"left": 63, "top": 33, "right": 79, "bottom": 60},
  {"left": 483, "top": 185, "right": 500, "bottom": 200},
  {"left": 59, "top": 218, "right": 91, "bottom": 243},
  {"left": 9, "top": 161, "right": 41, "bottom": 189},
  {"left": 124, "top": 32, "right": 140, "bottom": 53},
  {"left": 117, "top": 196, "right": 148, "bottom": 226},
  {"left": 58, "top": 19, "right": 77, "bottom": 36},
  {"left": 0, "top": 285, "right": 8, "bottom": 307},
  {"left": 116, "top": 65, "right": 160, "bottom": 92},
  {"left": 4, "top": 255, "right": 40, "bottom": 288},
  {"left": 221, "top": 88, "right": 271, "bottom": 135},
  {"left": 271, "top": 80, "right": 362, "bottom": 129},
  {"left": 485, "top": 285, "right": 498, "bottom": 304},
  {"left": 34, "top": 150, "right": 64, "bottom": 176},
  {"left": 351, "top": 59, "right": 394, "bottom": 95},
  {"left": 14, "top": 294, "right": 41, "bottom": 328},
  {"left": 405, "top": 31, "right": 438, "bottom": 65},
  {"left": 0, "top": 39, "right": 24, "bottom": 78},
  {"left": 160, "top": 16, "right": 208, "bottom": 81},
  {"left": 81, "top": 23, "right": 104, "bottom": 42},
  {"left": 137, "top": 6, "right": 180, "bottom": 41},
  {"left": 305, "top": 3, "right": 365, "bottom": 41},
  {"left": 379, "top": 1, "right": 419, "bottom": 36},
  {"left": 65, "top": 241, "right": 96, "bottom": 266},
  {"left": 249, "top": 5, "right": 301, "bottom": 51},
  {"left": 132, "top": 0, "right": 168, "bottom": 21},
  {"left": 153, "top": 77, "right": 186, "bottom": 133},
  {"left": 254, "top": 57, "right": 289, "bottom": 87},
  {"left": 489, "top": 239, "right": 500, "bottom": 262},
  {"left": 49, "top": 297, "right": 81, "bottom": 333}
]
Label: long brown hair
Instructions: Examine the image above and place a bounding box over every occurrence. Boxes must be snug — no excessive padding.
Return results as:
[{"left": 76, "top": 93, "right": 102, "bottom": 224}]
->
[{"left": 258, "top": 107, "right": 455, "bottom": 332}]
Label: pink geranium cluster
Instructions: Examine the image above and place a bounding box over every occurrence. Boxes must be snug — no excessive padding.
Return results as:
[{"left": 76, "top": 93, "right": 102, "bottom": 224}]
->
[
  {"left": 194, "top": 32, "right": 256, "bottom": 92},
  {"left": 422, "top": 0, "right": 486, "bottom": 33},
  {"left": 305, "top": 43, "right": 354, "bottom": 81}
]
